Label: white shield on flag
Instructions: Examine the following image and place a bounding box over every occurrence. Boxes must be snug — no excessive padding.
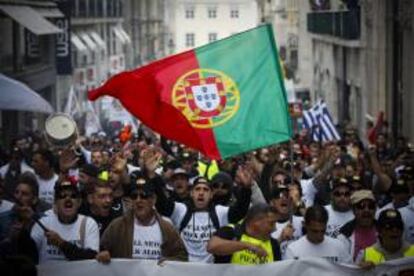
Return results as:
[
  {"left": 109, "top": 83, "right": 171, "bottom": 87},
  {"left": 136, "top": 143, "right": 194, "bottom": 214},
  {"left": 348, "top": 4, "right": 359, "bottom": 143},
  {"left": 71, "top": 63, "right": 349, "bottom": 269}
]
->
[{"left": 191, "top": 83, "right": 220, "bottom": 112}]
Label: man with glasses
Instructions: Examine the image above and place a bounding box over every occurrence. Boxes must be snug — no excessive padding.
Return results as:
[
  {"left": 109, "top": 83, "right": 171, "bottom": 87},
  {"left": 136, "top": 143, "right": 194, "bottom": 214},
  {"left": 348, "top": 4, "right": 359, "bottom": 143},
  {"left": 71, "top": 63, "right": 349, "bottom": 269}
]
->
[
  {"left": 357, "top": 209, "right": 414, "bottom": 269},
  {"left": 211, "top": 172, "right": 234, "bottom": 206},
  {"left": 30, "top": 180, "right": 99, "bottom": 263},
  {"left": 268, "top": 185, "right": 303, "bottom": 256},
  {"left": 96, "top": 172, "right": 187, "bottom": 262},
  {"left": 337, "top": 189, "right": 378, "bottom": 262},
  {"left": 325, "top": 178, "right": 354, "bottom": 238}
]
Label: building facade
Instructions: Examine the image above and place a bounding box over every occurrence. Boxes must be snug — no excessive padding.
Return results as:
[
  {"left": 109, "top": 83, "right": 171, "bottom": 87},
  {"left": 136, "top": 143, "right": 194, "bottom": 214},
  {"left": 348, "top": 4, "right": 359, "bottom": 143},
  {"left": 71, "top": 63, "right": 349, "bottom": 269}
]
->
[
  {"left": 305, "top": 0, "right": 414, "bottom": 142},
  {"left": 0, "top": 0, "right": 63, "bottom": 140},
  {"left": 168, "top": 0, "right": 258, "bottom": 54},
  {"left": 257, "top": 0, "right": 312, "bottom": 106}
]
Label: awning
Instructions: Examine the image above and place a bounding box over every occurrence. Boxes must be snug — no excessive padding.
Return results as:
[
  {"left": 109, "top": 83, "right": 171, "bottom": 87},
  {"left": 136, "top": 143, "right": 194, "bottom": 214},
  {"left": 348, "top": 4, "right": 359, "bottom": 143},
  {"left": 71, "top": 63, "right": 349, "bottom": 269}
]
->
[
  {"left": 113, "top": 27, "right": 131, "bottom": 44},
  {"left": 34, "top": 6, "right": 64, "bottom": 18},
  {"left": 79, "top": 32, "right": 97, "bottom": 50},
  {"left": 71, "top": 33, "right": 88, "bottom": 52},
  {"left": 90, "top": 31, "right": 106, "bottom": 49},
  {"left": 0, "top": 4, "right": 62, "bottom": 35},
  {"left": 112, "top": 27, "right": 127, "bottom": 44},
  {"left": 0, "top": 74, "right": 54, "bottom": 113},
  {"left": 117, "top": 27, "right": 131, "bottom": 44}
]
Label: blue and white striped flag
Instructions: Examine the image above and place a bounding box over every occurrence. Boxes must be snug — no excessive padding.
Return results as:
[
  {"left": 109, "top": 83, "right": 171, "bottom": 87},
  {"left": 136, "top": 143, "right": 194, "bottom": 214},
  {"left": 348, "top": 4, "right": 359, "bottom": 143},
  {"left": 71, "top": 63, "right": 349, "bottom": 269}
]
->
[{"left": 302, "top": 100, "right": 341, "bottom": 142}]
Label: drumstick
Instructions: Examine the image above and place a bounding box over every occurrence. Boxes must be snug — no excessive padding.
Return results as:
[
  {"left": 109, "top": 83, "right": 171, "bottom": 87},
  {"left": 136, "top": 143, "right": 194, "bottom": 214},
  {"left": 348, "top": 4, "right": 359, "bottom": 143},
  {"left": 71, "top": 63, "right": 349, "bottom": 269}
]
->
[{"left": 31, "top": 214, "right": 49, "bottom": 232}]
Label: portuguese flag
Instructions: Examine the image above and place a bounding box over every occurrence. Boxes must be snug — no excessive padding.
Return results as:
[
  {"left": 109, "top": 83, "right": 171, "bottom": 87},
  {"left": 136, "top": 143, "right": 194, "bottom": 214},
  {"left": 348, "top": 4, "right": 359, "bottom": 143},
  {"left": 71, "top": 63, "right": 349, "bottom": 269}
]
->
[{"left": 89, "top": 24, "right": 291, "bottom": 160}]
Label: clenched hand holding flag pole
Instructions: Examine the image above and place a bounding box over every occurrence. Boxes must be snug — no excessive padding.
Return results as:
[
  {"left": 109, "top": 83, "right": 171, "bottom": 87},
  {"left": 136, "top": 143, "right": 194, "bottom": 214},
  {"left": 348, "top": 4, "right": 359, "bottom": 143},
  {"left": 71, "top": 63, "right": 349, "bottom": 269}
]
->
[{"left": 88, "top": 24, "right": 292, "bottom": 160}]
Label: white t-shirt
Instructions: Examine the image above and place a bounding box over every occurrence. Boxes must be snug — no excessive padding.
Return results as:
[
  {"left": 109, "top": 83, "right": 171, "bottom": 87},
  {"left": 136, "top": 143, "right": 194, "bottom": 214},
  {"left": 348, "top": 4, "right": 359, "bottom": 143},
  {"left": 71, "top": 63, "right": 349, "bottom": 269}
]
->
[
  {"left": 271, "top": 216, "right": 303, "bottom": 256},
  {"left": 37, "top": 174, "right": 59, "bottom": 205},
  {"left": 399, "top": 197, "right": 414, "bottom": 243},
  {"left": 284, "top": 235, "right": 352, "bottom": 263},
  {"left": 325, "top": 205, "right": 354, "bottom": 238},
  {"left": 300, "top": 178, "right": 318, "bottom": 207},
  {"left": 170, "top": 202, "right": 229, "bottom": 263},
  {"left": 30, "top": 212, "right": 99, "bottom": 263},
  {"left": 0, "top": 199, "right": 14, "bottom": 213},
  {"left": 132, "top": 218, "right": 162, "bottom": 260}
]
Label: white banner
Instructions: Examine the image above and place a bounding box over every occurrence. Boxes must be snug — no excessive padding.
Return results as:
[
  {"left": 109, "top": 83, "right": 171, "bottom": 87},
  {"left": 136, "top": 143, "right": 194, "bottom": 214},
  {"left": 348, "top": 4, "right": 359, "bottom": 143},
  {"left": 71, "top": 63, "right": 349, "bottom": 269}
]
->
[{"left": 38, "top": 257, "right": 414, "bottom": 276}]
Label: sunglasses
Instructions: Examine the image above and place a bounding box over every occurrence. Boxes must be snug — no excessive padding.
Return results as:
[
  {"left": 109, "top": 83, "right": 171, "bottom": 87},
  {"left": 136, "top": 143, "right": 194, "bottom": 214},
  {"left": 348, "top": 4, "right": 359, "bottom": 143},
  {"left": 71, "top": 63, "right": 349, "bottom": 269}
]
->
[
  {"left": 129, "top": 192, "right": 152, "bottom": 200},
  {"left": 333, "top": 191, "right": 351, "bottom": 197},
  {"left": 355, "top": 201, "right": 376, "bottom": 210},
  {"left": 382, "top": 224, "right": 403, "bottom": 231},
  {"left": 56, "top": 192, "right": 79, "bottom": 200}
]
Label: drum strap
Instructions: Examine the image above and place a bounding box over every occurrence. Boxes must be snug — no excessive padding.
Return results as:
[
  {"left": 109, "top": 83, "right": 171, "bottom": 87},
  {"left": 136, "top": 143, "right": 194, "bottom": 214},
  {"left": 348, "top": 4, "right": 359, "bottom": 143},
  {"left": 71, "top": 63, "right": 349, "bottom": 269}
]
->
[{"left": 79, "top": 216, "right": 87, "bottom": 248}]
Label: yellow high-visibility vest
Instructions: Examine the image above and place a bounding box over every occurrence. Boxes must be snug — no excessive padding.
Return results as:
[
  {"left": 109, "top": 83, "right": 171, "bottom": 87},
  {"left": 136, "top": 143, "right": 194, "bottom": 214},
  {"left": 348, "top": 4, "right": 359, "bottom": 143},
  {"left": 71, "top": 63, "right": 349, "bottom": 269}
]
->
[
  {"left": 231, "top": 234, "right": 274, "bottom": 265},
  {"left": 364, "top": 245, "right": 414, "bottom": 264},
  {"left": 197, "top": 160, "right": 219, "bottom": 180}
]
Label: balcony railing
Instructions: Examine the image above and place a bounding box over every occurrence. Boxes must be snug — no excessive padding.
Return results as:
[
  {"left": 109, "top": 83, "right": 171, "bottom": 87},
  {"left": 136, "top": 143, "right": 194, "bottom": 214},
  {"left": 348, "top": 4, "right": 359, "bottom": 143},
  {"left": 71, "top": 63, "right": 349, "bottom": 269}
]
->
[{"left": 307, "top": 9, "right": 360, "bottom": 40}]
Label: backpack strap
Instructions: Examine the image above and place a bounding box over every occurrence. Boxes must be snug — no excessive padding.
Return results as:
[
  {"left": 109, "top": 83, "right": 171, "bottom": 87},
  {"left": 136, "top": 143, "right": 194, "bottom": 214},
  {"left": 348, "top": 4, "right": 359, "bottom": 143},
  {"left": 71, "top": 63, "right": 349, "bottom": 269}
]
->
[
  {"left": 179, "top": 207, "right": 194, "bottom": 232},
  {"left": 179, "top": 205, "right": 221, "bottom": 232},
  {"left": 209, "top": 206, "right": 220, "bottom": 231},
  {"left": 79, "top": 216, "right": 87, "bottom": 248}
]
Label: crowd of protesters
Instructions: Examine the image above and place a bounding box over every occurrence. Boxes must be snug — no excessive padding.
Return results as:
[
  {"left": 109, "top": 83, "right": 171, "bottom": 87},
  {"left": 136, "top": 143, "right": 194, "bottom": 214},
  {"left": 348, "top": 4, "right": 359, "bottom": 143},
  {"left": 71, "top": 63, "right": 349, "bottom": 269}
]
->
[{"left": 0, "top": 122, "right": 413, "bottom": 275}]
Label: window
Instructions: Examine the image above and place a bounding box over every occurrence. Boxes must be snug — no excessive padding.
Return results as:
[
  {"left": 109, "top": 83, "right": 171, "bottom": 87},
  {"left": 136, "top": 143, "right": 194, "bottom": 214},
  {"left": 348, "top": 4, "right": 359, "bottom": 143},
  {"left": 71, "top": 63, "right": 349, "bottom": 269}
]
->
[
  {"left": 185, "top": 6, "right": 194, "bottom": 18},
  {"left": 208, "top": 7, "right": 217, "bottom": 18},
  {"left": 230, "top": 9, "right": 239, "bottom": 18},
  {"left": 185, "top": 33, "right": 195, "bottom": 47},
  {"left": 208, "top": 33, "right": 217, "bottom": 42}
]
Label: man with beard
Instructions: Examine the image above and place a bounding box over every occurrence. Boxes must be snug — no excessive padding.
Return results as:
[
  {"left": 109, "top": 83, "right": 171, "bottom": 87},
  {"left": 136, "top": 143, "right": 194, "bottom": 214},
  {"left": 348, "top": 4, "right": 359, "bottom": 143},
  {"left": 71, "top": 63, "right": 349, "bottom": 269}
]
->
[
  {"left": 82, "top": 182, "right": 117, "bottom": 236},
  {"left": 357, "top": 209, "right": 414, "bottom": 269},
  {"left": 337, "top": 189, "right": 378, "bottom": 262},
  {"left": 30, "top": 180, "right": 99, "bottom": 263},
  {"left": 96, "top": 172, "right": 187, "bottom": 262},
  {"left": 324, "top": 178, "right": 354, "bottom": 238},
  {"left": 285, "top": 205, "right": 351, "bottom": 263},
  {"left": 211, "top": 172, "right": 233, "bottom": 206},
  {"left": 268, "top": 185, "right": 303, "bottom": 256}
]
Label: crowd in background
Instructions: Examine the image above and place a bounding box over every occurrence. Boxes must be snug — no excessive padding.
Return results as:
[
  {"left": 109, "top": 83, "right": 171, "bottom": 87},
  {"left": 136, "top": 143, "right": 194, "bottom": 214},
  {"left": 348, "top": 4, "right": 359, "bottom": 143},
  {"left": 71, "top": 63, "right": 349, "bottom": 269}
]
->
[{"left": 0, "top": 121, "right": 413, "bottom": 275}]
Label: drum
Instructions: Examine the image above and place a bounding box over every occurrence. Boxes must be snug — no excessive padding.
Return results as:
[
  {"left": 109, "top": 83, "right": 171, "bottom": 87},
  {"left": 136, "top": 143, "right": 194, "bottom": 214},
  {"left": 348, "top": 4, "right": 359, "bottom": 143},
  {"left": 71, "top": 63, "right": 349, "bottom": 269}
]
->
[{"left": 44, "top": 113, "right": 78, "bottom": 148}]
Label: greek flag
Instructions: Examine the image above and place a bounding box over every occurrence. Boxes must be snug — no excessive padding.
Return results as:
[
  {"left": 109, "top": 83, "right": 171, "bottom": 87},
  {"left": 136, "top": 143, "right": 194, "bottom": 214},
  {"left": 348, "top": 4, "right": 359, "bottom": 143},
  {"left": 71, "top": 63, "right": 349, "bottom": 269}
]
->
[{"left": 302, "top": 100, "right": 341, "bottom": 142}]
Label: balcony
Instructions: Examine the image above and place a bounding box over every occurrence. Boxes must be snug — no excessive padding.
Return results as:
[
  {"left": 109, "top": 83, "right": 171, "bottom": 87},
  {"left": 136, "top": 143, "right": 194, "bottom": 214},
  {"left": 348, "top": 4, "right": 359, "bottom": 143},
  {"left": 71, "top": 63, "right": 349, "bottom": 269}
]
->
[{"left": 307, "top": 9, "right": 360, "bottom": 40}]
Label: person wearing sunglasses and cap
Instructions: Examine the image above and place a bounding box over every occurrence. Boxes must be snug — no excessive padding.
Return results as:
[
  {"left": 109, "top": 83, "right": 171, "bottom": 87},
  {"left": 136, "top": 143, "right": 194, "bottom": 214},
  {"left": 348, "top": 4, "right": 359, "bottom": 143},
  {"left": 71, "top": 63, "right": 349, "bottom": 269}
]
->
[
  {"left": 30, "top": 179, "right": 99, "bottom": 263},
  {"left": 337, "top": 189, "right": 378, "bottom": 262},
  {"left": 357, "top": 209, "right": 414, "bottom": 269},
  {"left": 96, "top": 171, "right": 188, "bottom": 263},
  {"left": 268, "top": 185, "right": 303, "bottom": 257},
  {"left": 325, "top": 178, "right": 354, "bottom": 238}
]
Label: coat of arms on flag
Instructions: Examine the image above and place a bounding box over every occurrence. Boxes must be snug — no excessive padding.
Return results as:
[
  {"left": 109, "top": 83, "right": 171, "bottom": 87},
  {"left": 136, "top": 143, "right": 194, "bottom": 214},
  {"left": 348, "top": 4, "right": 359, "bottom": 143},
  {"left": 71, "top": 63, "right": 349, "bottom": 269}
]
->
[{"left": 172, "top": 68, "right": 240, "bottom": 129}]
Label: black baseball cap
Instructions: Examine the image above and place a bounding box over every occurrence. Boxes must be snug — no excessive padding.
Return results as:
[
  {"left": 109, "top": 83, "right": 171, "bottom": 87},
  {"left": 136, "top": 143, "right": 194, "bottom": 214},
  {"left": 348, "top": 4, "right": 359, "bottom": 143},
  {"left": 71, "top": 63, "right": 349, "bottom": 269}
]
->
[
  {"left": 127, "top": 171, "right": 155, "bottom": 197},
  {"left": 377, "top": 209, "right": 404, "bottom": 230},
  {"left": 192, "top": 176, "right": 211, "bottom": 189},
  {"left": 54, "top": 179, "right": 80, "bottom": 199}
]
